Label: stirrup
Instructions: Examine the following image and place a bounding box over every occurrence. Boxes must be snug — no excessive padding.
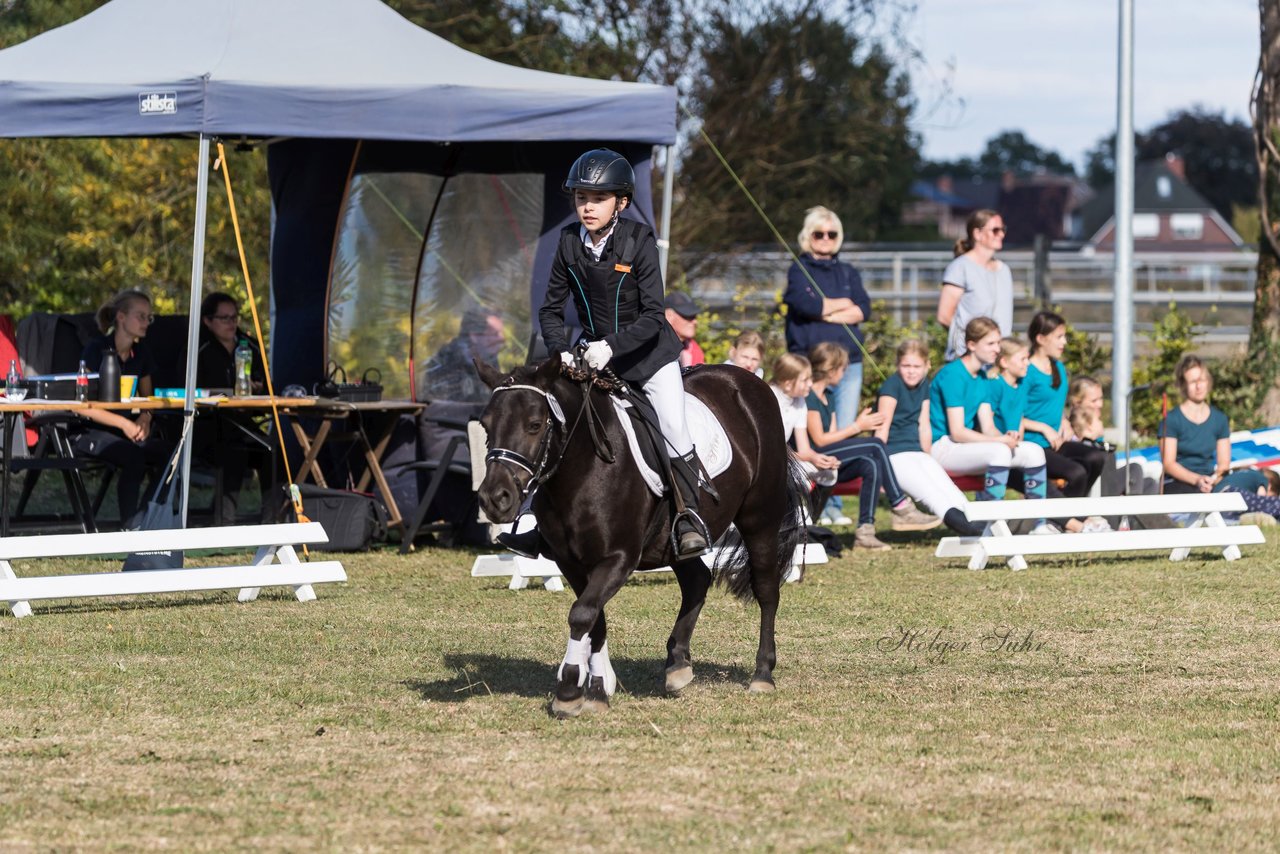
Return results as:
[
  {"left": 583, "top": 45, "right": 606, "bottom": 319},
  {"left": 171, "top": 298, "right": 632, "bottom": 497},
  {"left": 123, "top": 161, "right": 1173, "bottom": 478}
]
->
[{"left": 671, "top": 509, "right": 711, "bottom": 558}]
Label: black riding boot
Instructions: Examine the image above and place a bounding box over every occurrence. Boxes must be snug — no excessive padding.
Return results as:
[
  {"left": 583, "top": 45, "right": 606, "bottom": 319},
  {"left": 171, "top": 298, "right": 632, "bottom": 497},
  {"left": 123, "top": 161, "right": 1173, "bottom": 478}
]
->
[
  {"left": 496, "top": 521, "right": 543, "bottom": 559},
  {"left": 672, "top": 450, "right": 710, "bottom": 559}
]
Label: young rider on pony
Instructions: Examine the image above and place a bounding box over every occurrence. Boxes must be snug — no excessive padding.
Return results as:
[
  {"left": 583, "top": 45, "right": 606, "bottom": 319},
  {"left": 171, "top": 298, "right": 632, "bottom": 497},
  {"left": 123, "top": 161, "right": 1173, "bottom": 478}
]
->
[{"left": 496, "top": 148, "right": 710, "bottom": 561}]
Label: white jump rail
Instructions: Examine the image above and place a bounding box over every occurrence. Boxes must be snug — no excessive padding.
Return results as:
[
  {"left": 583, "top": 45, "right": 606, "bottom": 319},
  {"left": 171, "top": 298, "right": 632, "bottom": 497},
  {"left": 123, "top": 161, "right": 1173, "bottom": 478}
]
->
[
  {"left": 935, "top": 493, "right": 1263, "bottom": 571},
  {"left": 0, "top": 522, "right": 346, "bottom": 618},
  {"left": 471, "top": 542, "right": 827, "bottom": 591}
]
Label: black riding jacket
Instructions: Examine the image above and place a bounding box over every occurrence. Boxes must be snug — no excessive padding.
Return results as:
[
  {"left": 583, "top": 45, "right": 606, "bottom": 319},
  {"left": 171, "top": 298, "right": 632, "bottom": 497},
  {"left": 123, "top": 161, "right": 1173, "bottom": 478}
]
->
[{"left": 539, "top": 218, "right": 681, "bottom": 384}]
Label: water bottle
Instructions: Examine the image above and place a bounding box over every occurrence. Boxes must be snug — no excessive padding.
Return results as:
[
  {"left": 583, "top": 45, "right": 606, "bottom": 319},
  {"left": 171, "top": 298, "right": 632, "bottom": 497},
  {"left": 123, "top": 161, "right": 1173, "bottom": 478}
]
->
[
  {"left": 234, "top": 338, "right": 253, "bottom": 396},
  {"left": 5, "top": 360, "right": 18, "bottom": 398},
  {"left": 99, "top": 347, "right": 121, "bottom": 403},
  {"left": 76, "top": 360, "right": 89, "bottom": 403}
]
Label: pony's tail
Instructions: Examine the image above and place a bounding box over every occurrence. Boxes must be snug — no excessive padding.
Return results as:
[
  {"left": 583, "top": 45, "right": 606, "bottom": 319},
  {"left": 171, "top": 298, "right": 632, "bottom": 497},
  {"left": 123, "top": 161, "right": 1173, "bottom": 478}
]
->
[{"left": 714, "top": 454, "right": 810, "bottom": 601}]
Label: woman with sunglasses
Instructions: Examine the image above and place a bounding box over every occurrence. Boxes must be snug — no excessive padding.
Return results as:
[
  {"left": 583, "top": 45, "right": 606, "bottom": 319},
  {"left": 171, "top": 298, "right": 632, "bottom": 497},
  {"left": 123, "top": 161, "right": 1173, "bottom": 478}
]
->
[
  {"left": 195, "top": 292, "right": 273, "bottom": 522},
  {"left": 783, "top": 206, "right": 873, "bottom": 434},
  {"left": 937, "top": 209, "right": 1014, "bottom": 362}
]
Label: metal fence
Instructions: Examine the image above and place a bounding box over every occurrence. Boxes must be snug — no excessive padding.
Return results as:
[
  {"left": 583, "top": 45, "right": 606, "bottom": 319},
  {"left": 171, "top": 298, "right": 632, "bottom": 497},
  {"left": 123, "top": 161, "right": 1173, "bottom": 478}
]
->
[{"left": 685, "top": 249, "right": 1259, "bottom": 343}]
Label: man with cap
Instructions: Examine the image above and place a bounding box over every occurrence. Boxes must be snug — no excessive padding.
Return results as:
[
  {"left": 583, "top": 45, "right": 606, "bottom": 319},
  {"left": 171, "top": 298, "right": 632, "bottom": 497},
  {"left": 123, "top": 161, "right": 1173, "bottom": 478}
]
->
[{"left": 664, "top": 292, "right": 705, "bottom": 368}]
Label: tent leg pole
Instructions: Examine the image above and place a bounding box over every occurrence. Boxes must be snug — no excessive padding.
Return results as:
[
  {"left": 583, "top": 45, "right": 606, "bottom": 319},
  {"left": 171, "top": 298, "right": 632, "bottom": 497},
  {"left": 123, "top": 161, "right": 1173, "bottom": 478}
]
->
[
  {"left": 180, "top": 135, "right": 212, "bottom": 527},
  {"left": 658, "top": 144, "right": 675, "bottom": 284}
]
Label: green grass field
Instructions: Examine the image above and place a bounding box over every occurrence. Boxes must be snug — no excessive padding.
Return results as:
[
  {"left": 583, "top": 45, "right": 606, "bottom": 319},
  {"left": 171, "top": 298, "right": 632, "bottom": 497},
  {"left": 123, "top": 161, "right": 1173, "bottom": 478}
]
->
[{"left": 2, "top": 526, "right": 1278, "bottom": 850}]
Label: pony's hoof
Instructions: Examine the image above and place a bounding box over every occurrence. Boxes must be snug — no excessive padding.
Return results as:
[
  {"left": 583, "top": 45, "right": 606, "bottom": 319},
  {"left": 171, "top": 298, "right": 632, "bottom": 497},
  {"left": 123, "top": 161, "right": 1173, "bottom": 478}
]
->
[
  {"left": 665, "top": 665, "right": 694, "bottom": 695},
  {"left": 550, "top": 694, "right": 585, "bottom": 719},
  {"left": 581, "top": 677, "right": 611, "bottom": 713},
  {"left": 747, "top": 678, "right": 776, "bottom": 694}
]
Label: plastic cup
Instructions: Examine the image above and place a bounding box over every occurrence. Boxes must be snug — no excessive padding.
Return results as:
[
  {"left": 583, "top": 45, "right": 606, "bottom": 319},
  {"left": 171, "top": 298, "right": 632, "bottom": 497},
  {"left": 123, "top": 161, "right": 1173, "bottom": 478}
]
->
[{"left": 120, "top": 375, "right": 138, "bottom": 399}]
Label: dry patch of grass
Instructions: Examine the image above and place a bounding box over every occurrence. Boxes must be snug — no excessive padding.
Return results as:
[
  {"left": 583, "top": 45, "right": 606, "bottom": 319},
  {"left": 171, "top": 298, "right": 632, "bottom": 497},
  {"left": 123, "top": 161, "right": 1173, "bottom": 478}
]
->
[{"left": 1, "top": 533, "right": 1279, "bottom": 850}]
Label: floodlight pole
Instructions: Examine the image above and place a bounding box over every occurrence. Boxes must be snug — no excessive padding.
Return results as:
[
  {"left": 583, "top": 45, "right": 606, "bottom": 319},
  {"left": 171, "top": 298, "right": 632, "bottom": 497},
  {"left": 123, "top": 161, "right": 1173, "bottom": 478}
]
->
[
  {"left": 179, "top": 134, "right": 212, "bottom": 525},
  {"left": 1112, "top": 0, "right": 1136, "bottom": 441},
  {"left": 658, "top": 144, "right": 675, "bottom": 284}
]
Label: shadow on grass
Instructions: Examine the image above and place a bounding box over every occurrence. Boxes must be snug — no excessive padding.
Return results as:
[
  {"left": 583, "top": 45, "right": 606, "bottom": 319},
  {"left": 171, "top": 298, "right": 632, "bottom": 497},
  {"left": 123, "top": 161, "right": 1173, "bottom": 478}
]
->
[{"left": 404, "top": 653, "right": 754, "bottom": 701}]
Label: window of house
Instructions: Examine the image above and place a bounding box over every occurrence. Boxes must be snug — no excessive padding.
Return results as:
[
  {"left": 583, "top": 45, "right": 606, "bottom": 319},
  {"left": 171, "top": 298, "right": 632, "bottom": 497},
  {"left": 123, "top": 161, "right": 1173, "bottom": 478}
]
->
[
  {"left": 1170, "top": 213, "right": 1204, "bottom": 240},
  {"left": 1132, "top": 213, "right": 1159, "bottom": 238}
]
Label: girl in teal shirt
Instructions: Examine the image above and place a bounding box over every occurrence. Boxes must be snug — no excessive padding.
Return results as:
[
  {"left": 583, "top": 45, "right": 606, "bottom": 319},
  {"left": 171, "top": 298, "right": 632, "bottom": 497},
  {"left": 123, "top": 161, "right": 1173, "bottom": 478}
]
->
[{"left": 1022, "top": 311, "right": 1107, "bottom": 497}]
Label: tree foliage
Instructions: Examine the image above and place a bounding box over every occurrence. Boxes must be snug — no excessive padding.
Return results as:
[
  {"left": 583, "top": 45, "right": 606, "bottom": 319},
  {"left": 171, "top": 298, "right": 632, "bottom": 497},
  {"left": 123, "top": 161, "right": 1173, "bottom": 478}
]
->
[
  {"left": 675, "top": 1, "right": 918, "bottom": 258},
  {"left": 921, "top": 130, "right": 1076, "bottom": 181},
  {"left": 1084, "top": 108, "right": 1257, "bottom": 221},
  {"left": 0, "top": 1, "right": 273, "bottom": 322}
]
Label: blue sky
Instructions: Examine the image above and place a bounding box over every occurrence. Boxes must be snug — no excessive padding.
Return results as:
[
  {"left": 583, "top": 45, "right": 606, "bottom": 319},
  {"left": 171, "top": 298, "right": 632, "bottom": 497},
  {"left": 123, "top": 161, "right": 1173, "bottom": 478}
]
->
[{"left": 910, "top": 0, "right": 1260, "bottom": 169}]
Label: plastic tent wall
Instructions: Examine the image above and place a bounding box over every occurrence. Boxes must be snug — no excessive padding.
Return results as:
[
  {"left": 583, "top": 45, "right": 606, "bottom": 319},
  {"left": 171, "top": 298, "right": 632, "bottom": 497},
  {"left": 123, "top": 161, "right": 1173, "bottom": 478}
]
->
[{"left": 271, "top": 139, "right": 658, "bottom": 401}]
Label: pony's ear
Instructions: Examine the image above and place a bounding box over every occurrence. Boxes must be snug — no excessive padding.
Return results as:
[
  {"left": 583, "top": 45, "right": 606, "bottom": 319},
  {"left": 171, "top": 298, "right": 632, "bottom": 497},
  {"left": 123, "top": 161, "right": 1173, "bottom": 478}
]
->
[
  {"left": 534, "top": 355, "right": 562, "bottom": 387},
  {"left": 474, "top": 358, "right": 507, "bottom": 390}
]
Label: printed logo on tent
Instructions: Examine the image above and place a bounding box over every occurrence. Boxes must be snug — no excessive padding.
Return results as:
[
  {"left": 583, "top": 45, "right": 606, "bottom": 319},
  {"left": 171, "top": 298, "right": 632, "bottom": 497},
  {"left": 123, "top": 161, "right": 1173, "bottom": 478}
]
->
[{"left": 138, "top": 92, "right": 177, "bottom": 116}]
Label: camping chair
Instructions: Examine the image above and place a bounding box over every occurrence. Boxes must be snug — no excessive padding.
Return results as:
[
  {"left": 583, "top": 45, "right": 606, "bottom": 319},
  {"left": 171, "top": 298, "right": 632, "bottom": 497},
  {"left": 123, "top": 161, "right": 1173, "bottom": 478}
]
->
[
  {"left": 398, "top": 406, "right": 481, "bottom": 553},
  {"left": 11, "top": 412, "right": 106, "bottom": 533}
]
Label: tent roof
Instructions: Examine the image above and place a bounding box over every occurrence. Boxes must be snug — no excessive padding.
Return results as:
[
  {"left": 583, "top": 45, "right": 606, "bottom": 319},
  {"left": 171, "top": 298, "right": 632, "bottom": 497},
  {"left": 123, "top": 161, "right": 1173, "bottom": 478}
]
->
[{"left": 0, "top": 0, "right": 677, "bottom": 144}]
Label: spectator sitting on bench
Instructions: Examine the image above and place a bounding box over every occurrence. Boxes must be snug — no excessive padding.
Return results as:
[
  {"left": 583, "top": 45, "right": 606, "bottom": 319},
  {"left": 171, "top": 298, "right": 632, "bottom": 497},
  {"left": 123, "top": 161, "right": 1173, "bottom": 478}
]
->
[
  {"left": 195, "top": 292, "right": 274, "bottom": 522},
  {"left": 1159, "top": 354, "right": 1245, "bottom": 496},
  {"left": 805, "top": 341, "right": 940, "bottom": 549},
  {"left": 873, "top": 339, "right": 984, "bottom": 537},
  {"left": 769, "top": 352, "right": 839, "bottom": 496},
  {"left": 928, "top": 317, "right": 1051, "bottom": 533},
  {"left": 1220, "top": 467, "right": 1280, "bottom": 524},
  {"left": 725, "top": 330, "right": 765, "bottom": 378},
  {"left": 75, "top": 289, "right": 174, "bottom": 528},
  {"left": 1023, "top": 311, "right": 1108, "bottom": 497}
]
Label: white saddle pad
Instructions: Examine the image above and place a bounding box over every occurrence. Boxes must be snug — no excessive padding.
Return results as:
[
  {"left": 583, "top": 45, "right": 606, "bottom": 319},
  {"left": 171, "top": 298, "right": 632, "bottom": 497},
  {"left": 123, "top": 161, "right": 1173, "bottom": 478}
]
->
[{"left": 612, "top": 393, "right": 732, "bottom": 497}]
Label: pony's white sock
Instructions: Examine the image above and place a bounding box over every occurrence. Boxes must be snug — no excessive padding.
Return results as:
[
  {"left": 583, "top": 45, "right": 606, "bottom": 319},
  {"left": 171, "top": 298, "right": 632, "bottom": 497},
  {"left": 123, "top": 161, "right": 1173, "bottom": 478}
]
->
[
  {"left": 588, "top": 640, "right": 617, "bottom": 696},
  {"left": 558, "top": 634, "right": 592, "bottom": 687}
]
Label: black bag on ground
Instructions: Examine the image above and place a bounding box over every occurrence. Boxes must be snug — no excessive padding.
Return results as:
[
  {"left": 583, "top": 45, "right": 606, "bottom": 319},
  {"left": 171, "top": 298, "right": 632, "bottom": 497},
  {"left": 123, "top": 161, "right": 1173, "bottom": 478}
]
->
[
  {"left": 294, "top": 484, "right": 387, "bottom": 551},
  {"left": 122, "top": 437, "right": 185, "bottom": 572}
]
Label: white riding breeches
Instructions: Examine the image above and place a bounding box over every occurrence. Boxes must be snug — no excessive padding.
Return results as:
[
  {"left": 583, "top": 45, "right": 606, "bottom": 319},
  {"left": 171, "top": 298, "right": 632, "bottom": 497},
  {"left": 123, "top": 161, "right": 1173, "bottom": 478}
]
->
[{"left": 641, "top": 361, "right": 693, "bottom": 457}]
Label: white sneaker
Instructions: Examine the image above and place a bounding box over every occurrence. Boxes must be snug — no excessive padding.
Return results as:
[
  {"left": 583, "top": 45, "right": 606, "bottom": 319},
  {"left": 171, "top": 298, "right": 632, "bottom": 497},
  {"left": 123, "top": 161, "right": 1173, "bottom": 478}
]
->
[
  {"left": 1081, "top": 516, "right": 1111, "bottom": 533},
  {"left": 829, "top": 514, "right": 853, "bottom": 526},
  {"left": 1029, "top": 521, "right": 1060, "bottom": 535}
]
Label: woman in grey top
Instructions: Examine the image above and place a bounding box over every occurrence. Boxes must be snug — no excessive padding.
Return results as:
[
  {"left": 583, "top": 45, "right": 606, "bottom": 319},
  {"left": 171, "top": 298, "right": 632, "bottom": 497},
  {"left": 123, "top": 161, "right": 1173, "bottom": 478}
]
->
[{"left": 937, "top": 209, "right": 1014, "bottom": 361}]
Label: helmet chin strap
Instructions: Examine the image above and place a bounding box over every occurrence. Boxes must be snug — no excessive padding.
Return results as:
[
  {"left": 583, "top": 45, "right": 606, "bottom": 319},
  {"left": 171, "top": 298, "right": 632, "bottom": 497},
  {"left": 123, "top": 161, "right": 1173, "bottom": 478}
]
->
[{"left": 592, "top": 207, "right": 620, "bottom": 238}]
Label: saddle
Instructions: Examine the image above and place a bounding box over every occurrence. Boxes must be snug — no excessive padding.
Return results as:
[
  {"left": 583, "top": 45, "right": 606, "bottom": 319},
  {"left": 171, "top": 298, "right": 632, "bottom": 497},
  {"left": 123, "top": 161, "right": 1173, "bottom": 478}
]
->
[{"left": 608, "top": 380, "right": 732, "bottom": 499}]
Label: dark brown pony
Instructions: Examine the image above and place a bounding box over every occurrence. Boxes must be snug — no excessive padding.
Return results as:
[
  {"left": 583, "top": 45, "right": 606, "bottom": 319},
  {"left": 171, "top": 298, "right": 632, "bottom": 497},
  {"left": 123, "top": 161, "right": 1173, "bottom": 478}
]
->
[{"left": 475, "top": 358, "right": 807, "bottom": 717}]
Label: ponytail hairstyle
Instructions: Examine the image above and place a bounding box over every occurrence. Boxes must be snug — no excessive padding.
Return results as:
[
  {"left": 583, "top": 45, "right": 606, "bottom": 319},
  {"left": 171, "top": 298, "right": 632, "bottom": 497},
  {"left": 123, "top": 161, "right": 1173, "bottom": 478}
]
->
[
  {"left": 997, "top": 337, "right": 1029, "bottom": 372},
  {"left": 808, "top": 341, "right": 850, "bottom": 382},
  {"left": 96, "top": 289, "right": 151, "bottom": 334},
  {"left": 770, "top": 352, "right": 811, "bottom": 387},
  {"left": 1028, "top": 310, "right": 1067, "bottom": 389},
  {"left": 953, "top": 209, "right": 1001, "bottom": 257},
  {"left": 962, "top": 316, "right": 1001, "bottom": 353}
]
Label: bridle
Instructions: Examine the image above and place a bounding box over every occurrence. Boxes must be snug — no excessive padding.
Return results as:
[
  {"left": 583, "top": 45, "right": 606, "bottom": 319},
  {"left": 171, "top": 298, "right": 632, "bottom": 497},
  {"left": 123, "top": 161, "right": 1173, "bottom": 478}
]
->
[
  {"left": 484, "top": 383, "right": 565, "bottom": 501},
  {"left": 483, "top": 374, "right": 616, "bottom": 501}
]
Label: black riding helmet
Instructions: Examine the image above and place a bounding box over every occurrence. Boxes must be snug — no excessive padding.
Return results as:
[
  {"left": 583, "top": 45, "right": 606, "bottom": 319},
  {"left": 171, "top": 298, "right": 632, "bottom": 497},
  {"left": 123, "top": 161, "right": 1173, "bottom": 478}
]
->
[{"left": 564, "top": 148, "right": 635, "bottom": 200}]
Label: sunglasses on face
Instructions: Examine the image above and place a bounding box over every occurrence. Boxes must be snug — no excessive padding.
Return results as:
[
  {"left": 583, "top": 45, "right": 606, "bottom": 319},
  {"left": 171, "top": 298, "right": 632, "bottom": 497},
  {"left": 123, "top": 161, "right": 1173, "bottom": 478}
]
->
[
  {"left": 211, "top": 313, "right": 239, "bottom": 322},
  {"left": 811, "top": 230, "right": 839, "bottom": 240},
  {"left": 985, "top": 226, "right": 1007, "bottom": 235}
]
